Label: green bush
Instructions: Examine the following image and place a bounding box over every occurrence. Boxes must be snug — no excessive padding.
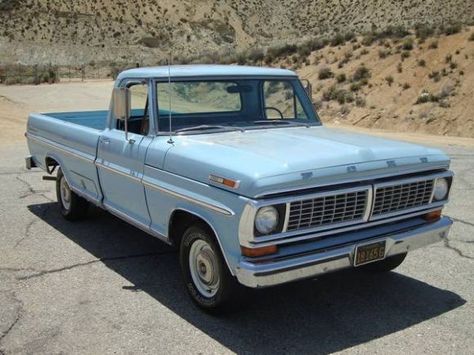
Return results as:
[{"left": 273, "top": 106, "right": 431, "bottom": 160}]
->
[
  {"left": 381, "top": 25, "right": 410, "bottom": 39},
  {"left": 336, "top": 73, "right": 346, "bottom": 83},
  {"left": 267, "top": 44, "right": 298, "bottom": 58},
  {"left": 350, "top": 82, "right": 362, "bottom": 92},
  {"left": 330, "top": 33, "right": 346, "bottom": 46},
  {"left": 337, "top": 51, "right": 353, "bottom": 68},
  {"left": 378, "top": 49, "right": 390, "bottom": 59},
  {"left": 329, "top": 32, "right": 355, "bottom": 47},
  {"left": 355, "top": 96, "right": 366, "bottom": 107},
  {"left": 336, "top": 90, "right": 353, "bottom": 104},
  {"left": 429, "top": 71, "right": 441, "bottom": 82},
  {"left": 247, "top": 48, "right": 264, "bottom": 63},
  {"left": 362, "top": 25, "right": 411, "bottom": 46},
  {"left": 402, "top": 38, "right": 414, "bottom": 50},
  {"left": 1, "top": 65, "right": 59, "bottom": 85},
  {"left": 322, "top": 85, "right": 337, "bottom": 101},
  {"left": 352, "top": 65, "right": 370, "bottom": 82},
  {"left": 297, "top": 44, "right": 312, "bottom": 58},
  {"left": 302, "top": 38, "right": 328, "bottom": 52},
  {"left": 401, "top": 51, "right": 411, "bottom": 59},
  {"left": 417, "top": 59, "right": 426, "bottom": 67},
  {"left": 442, "top": 23, "right": 462, "bottom": 36},
  {"left": 344, "top": 32, "right": 356, "bottom": 42},
  {"left": 264, "top": 44, "right": 298, "bottom": 63},
  {"left": 318, "top": 67, "right": 334, "bottom": 80},
  {"left": 385, "top": 75, "right": 394, "bottom": 86},
  {"left": 322, "top": 85, "right": 353, "bottom": 104},
  {"left": 428, "top": 41, "right": 438, "bottom": 49},
  {"left": 415, "top": 92, "right": 439, "bottom": 104},
  {"left": 415, "top": 23, "right": 435, "bottom": 40},
  {"left": 138, "top": 37, "right": 160, "bottom": 48},
  {"left": 469, "top": 32, "right": 474, "bottom": 41},
  {"left": 361, "top": 34, "right": 375, "bottom": 46}
]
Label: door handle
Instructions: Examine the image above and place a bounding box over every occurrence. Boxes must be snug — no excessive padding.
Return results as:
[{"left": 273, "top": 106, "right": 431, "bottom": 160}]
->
[{"left": 100, "top": 138, "right": 110, "bottom": 145}]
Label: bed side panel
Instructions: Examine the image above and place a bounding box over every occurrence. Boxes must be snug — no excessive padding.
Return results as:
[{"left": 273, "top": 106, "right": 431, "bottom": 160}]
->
[{"left": 26, "top": 112, "right": 103, "bottom": 204}]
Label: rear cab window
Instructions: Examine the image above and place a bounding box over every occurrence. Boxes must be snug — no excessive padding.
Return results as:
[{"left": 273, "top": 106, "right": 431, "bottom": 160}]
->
[
  {"left": 263, "top": 80, "right": 309, "bottom": 120},
  {"left": 157, "top": 81, "right": 242, "bottom": 114}
]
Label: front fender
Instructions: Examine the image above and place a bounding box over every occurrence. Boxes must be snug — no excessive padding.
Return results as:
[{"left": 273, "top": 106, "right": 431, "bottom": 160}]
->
[{"left": 143, "top": 166, "right": 250, "bottom": 274}]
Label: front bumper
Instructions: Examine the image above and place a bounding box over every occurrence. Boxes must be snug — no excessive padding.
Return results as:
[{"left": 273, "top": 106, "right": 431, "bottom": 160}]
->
[{"left": 235, "top": 217, "right": 452, "bottom": 288}]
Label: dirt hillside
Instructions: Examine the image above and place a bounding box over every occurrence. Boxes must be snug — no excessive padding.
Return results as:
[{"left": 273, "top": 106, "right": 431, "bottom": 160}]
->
[
  {"left": 297, "top": 28, "right": 474, "bottom": 137},
  {"left": 0, "top": 0, "right": 473, "bottom": 65}
]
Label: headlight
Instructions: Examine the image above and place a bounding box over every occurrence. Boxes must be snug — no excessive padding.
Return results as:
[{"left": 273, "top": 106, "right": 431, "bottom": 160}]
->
[
  {"left": 433, "top": 178, "right": 449, "bottom": 201},
  {"left": 255, "top": 206, "right": 279, "bottom": 235}
]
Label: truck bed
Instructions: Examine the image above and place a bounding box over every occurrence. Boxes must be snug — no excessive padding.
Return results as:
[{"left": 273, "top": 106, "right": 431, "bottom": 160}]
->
[
  {"left": 46, "top": 110, "right": 108, "bottom": 130},
  {"left": 26, "top": 110, "right": 106, "bottom": 204}
]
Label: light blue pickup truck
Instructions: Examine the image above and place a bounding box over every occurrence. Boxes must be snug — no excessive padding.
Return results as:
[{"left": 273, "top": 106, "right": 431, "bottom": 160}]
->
[{"left": 26, "top": 65, "right": 453, "bottom": 311}]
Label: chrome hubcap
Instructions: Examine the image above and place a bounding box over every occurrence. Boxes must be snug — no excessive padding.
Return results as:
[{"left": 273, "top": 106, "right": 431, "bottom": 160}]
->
[
  {"left": 189, "top": 239, "right": 220, "bottom": 297},
  {"left": 60, "top": 177, "right": 71, "bottom": 210}
]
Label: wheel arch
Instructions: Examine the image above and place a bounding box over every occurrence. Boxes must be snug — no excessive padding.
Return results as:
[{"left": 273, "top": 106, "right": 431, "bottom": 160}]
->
[
  {"left": 45, "top": 155, "right": 60, "bottom": 174},
  {"left": 168, "top": 208, "right": 235, "bottom": 275},
  {"left": 44, "top": 154, "right": 75, "bottom": 189}
]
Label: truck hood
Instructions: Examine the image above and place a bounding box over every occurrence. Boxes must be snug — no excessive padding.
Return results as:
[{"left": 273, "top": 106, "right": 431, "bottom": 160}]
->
[{"left": 163, "top": 126, "right": 450, "bottom": 198}]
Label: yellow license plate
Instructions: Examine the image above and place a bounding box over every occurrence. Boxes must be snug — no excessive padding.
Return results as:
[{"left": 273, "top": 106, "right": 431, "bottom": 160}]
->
[{"left": 354, "top": 241, "right": 386, "bottom": 266}]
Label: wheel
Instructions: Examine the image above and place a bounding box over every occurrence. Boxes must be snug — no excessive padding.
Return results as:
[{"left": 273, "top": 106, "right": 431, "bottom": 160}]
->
[
  {"left": 360, "top": 253, "right": 407, "bottom": 273},
  {"left": 56, "top": 168, "right": 89, "bottom": 221},
  {"left": 179, "top": 224, "right": 243, "bottom": 313}
]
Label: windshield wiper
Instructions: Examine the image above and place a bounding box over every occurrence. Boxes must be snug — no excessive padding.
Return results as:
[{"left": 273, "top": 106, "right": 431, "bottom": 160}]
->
[
  {"left": 252, "top": 120, "right": 290, "bottom": 125},
  {"left": 251, "top": 120, "right": 310, "bottom": 127},
  {"left": 174, "top": 124, "right": 244, "bottom": 134}
]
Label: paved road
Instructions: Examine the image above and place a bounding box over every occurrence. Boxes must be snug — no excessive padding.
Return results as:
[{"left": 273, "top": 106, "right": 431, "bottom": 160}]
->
[{"left": 1, "top": 139, "right": 473, "bottom": 354}]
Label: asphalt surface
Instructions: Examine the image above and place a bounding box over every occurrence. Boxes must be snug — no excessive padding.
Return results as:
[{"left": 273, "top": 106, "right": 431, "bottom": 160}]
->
[{"left": 1, "top": 139, "right": 473, "bottom": 354}]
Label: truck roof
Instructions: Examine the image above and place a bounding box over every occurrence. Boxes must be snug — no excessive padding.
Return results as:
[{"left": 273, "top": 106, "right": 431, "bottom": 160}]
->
[{"left": 117, "top": 64, "right": 297, "bottom": 81}]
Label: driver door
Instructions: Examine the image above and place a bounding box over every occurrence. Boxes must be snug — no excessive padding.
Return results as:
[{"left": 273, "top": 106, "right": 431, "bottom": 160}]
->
[{"left": 96, "top": 81, "right": 152, "bottom": 227}]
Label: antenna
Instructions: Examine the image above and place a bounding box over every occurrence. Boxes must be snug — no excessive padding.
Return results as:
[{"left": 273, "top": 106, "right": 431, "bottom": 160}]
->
[{"left": 167, "top": 53, "right": 174, "bottom": 144}]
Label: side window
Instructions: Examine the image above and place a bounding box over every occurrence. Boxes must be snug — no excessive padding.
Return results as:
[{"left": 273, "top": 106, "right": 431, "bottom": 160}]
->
[
  {"left": 116, "top": 82, "right": 149, "bottom": 135},
  {"left": 263, "top": 81, "right": 308, "bottom": 120}
]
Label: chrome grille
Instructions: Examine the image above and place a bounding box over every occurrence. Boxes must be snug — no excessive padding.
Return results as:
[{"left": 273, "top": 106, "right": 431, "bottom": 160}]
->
[
  {"left": 372, "top": 179, "right": 434, "bottom": 217},
  {"left": 287, "top": 190, "right": 368, "bottom": 231}
]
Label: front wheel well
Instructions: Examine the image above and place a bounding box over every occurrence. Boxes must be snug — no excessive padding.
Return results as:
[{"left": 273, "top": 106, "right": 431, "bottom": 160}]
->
[{"left": 168, "top": 210, "right": 215, "bottom": 248}]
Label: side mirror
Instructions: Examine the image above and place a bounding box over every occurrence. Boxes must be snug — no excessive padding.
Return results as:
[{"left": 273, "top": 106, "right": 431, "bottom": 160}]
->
[
  {"left": 112, "top": 87, "right": 135, "bottom": 143},
  {"left": 301, "top": 79, "right": 313, "bottom": 100},
  {"left": 112, "top": 87, "right": 130, "bottom": 121}
]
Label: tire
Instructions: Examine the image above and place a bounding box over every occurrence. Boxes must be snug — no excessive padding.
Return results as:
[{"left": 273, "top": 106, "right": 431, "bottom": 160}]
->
[
  {"left": 179, "top": 223, "right": 244, "bottom": 313},
  {"left": 56, "top": 168, "right": 89, "bottom": 221},
  {"left": 360, "top": 253, "right": 407, "bottom": 273}
]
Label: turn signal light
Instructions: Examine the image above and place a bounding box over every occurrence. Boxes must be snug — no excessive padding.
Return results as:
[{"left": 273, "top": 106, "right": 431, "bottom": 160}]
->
[
  {"left": 423, "top": 209, "right": 442, "bottom": 221},
  {"left": 241, "top": 245, "right": 278, "bottom": 257},
  {"left": 209, "top": 174, "right": 239, "bottom": 188}
]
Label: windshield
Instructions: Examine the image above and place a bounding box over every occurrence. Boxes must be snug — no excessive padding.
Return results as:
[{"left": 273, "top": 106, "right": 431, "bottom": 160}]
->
[{"left": 156, "top": 78, "right": 320, "bottom": 133}]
